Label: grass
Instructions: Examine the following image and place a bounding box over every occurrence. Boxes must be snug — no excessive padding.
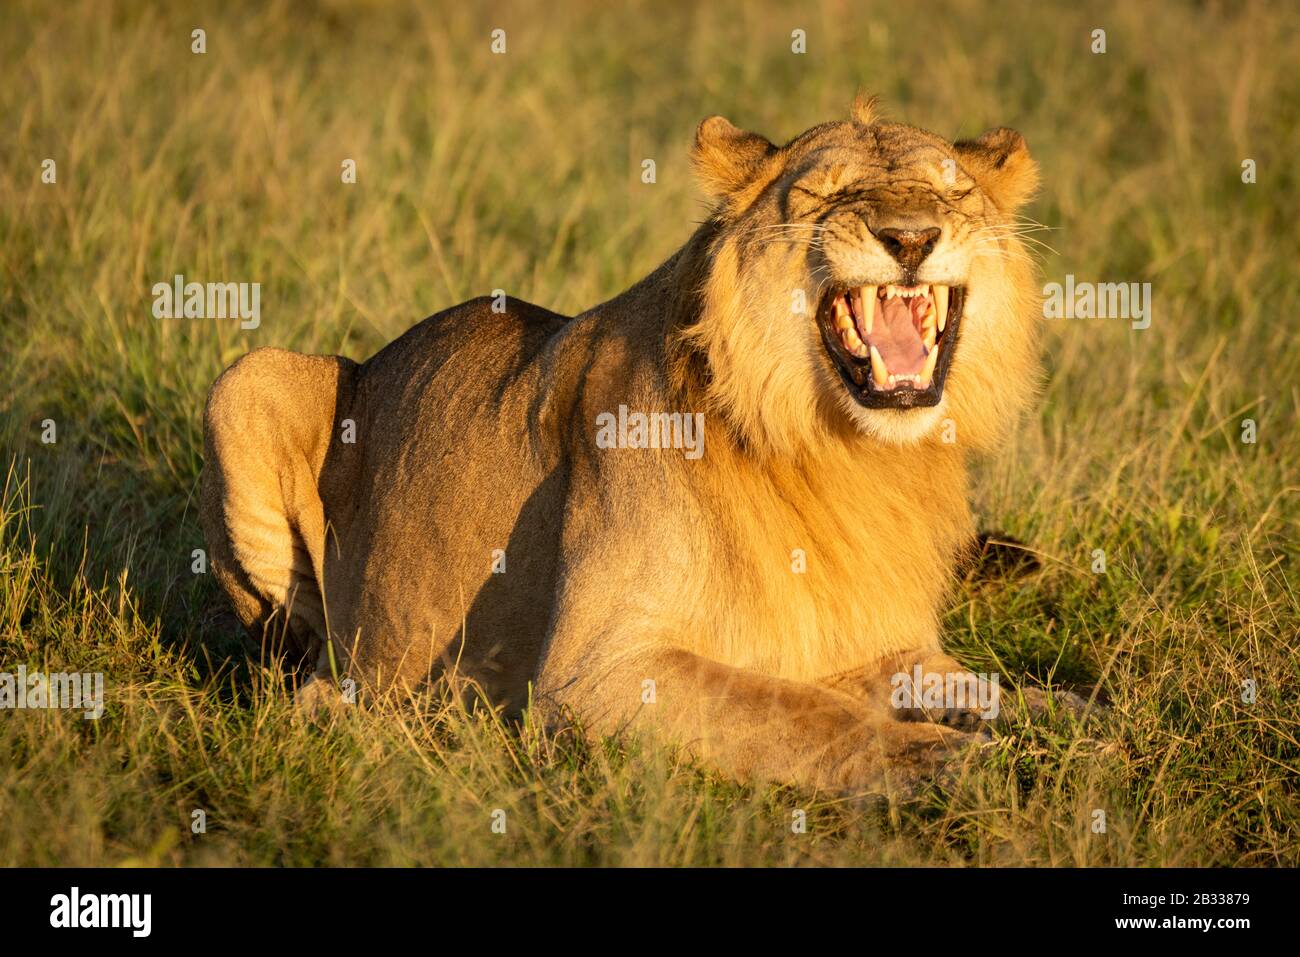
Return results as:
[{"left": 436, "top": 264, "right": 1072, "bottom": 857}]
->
[{"left": 1, "top": 0, "right": 1297, "bottom": 866}]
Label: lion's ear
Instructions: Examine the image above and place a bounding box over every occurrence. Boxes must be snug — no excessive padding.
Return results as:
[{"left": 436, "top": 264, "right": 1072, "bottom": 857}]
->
[
  {"left": 953, "top": 127, "right": 1040, "bottom": 213},
  {"left": 691, "top": 116, "right": 777, "bottom": 201}
]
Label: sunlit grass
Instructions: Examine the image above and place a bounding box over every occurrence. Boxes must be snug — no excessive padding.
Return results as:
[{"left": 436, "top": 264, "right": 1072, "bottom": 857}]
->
[{"left": 0, "top": 0, "right": 1296, "bottom": 865}]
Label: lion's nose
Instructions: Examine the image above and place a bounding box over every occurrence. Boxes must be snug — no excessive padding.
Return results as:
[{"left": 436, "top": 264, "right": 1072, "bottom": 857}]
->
[{"left": 871, "top": 226, "right": 941, "bottom": 273}]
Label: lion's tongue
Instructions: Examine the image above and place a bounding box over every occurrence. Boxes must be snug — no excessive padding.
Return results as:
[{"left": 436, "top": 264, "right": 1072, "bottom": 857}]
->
[{"left": 864, "top": 296, "right": 927, "bottom": 374}]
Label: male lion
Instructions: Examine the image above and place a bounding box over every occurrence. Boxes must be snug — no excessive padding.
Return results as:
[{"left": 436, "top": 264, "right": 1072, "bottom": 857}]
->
[{"left": 201, "top": 96, "right": 1047, "bottom": 795}]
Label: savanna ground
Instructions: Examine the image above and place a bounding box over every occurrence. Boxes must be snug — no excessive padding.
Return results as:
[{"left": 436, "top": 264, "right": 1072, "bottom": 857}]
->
[{"left": 1, "top": 0, "right": 1297, "bottom": 866}]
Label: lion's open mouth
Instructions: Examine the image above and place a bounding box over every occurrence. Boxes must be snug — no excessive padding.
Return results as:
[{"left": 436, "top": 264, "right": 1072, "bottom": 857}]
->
[{"left": 816, "top": 283, "right": 965, "bottom": 409}]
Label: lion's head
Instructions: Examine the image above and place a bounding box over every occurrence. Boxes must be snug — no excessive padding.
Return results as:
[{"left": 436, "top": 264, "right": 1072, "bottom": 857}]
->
[{"left": 676, "top": 96, "right": 1042, "bottom": 453}]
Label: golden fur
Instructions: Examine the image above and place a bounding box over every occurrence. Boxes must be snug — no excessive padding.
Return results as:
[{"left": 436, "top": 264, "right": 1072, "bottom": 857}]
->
[{"left": 201, "top": 97, "right": 1044, "bottom": 794}]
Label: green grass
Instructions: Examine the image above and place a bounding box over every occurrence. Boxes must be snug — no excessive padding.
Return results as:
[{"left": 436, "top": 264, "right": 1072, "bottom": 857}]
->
[{"left": 1, "top": 0, "right": 1297, "bottom": 866}]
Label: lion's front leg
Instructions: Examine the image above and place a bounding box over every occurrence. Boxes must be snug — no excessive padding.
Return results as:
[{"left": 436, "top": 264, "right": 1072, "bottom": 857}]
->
[{"left": 537, "top": 643, "right": 982, "bottom": 796}]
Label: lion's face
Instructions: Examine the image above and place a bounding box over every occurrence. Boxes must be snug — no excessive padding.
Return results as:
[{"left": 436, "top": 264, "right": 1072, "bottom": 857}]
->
[{"left": 686, "top": 99, "right": 1042, "bottom": 451}]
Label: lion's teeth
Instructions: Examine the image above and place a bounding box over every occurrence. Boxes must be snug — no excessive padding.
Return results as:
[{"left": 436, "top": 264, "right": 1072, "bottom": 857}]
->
[
  {"left": 935, "top": 285, "right": 950, "bottom": 333},
  {"left": 883, "top": 284, "right": 931, "bottom": 299},
  {"left": 856, "top": 285, "right": 876, "bottom": 335},
  {"left": 919, "top": 343, "right": 940, "bottom": 389},
  {"left": 833, "top": 295, "right": 853, "bottom": 331},
  {"left": 869, "top": 346, "right": 889, "bottom": 388},
  {"left": 840, "top": 320, "right": 868, "bottom": 358}
]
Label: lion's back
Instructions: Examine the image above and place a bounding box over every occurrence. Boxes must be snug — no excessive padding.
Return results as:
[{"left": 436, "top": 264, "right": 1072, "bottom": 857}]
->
[{"left": 323, "top": 296, "right": 575, "bottom": 704}]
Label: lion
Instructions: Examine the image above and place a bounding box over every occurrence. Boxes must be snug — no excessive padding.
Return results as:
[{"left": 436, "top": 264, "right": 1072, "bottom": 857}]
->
[{"left": 201, "top": 95, "right": 1051, "bottom": 795}]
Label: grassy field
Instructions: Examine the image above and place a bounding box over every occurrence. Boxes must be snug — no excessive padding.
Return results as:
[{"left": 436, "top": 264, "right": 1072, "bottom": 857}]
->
[{"left": 1, "top": 0, "right": 1297, "bottom": 866}]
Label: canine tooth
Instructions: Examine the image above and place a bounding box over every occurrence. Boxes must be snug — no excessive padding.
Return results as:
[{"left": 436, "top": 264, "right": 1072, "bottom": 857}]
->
[
  {"left": 934, "top": 285, "right": 950, "bottom": 333},
  {"left": 869, "top": 345, "right": 889, "bottom": 388},
  {"left": 857, "top": 286, "right": 876, "bottom": 335},
  {"left": 919, "top": 343, "right": 940, "bottom": 388},
  {"left": 886, "top": 286, "right": 898, "bottom": 300}
]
